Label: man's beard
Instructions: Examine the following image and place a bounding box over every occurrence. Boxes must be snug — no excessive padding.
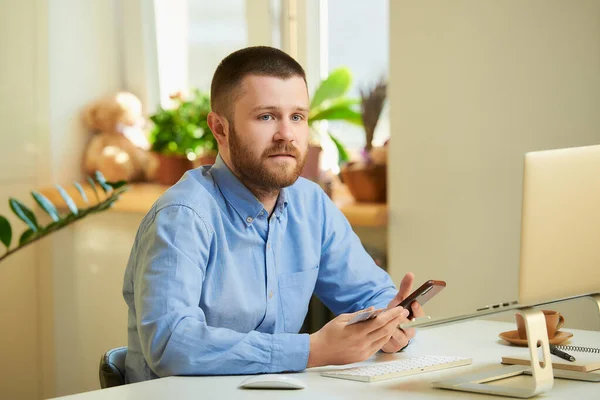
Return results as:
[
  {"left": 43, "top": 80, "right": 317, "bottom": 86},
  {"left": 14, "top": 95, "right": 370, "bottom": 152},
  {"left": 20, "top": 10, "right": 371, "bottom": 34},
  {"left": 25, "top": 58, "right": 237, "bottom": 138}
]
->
[{"left": 228, "top": 125, "right": 307, "bottom": 191}]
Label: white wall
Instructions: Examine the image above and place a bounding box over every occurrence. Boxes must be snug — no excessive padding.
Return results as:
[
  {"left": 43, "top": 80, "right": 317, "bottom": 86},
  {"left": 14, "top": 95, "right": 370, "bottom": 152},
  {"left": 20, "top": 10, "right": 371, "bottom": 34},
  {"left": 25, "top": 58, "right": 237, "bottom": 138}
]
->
[
  {"left": 0, "top": 0, "right": 47, "bottom": 398},
  {"left": 42, "top": 213, "right": 140, "bottom": 396},
  {"left": 1, "top": 0, "right": 124, "bottom": 398},
  {"left": 48, "top": 0, "right": 123, "bottom": 184},
  {"left": 388, "top": 0, "right": 600, "bottom": 329}
]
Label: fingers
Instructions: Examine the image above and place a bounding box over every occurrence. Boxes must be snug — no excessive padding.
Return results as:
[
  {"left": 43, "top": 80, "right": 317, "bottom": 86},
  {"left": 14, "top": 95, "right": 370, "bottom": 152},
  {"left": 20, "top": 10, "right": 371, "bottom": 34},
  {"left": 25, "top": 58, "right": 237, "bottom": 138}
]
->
[
  {"left": 398, "top": 272, "right": 414, "bottom": 300},
  {"left": 381, "top": 305, "right": 419, "bottom": 352},
  {"left": 364, "top": 307, "right": 408, "bottom": 333},
  {"left": 381, "top": 336, "right": 405, "bottom": 353},
  {"left": 391, "top": 325, "right": 412, "bottom": 346},
  {"left": 411, "top": 301, "right": 425, "bottom": 319},
  {"left": 402, "top": 327, "right": 416, "bottom": 340},
  {"left": 387, "top": 291, "right": 403, "bottom": 309},
  {"left": 381, "top": 325, "right": 416, "bottom": 353},
  {"left": 371, "top": 330, "right": 396, "bottom": 354},
  {"left": 387, "top": 272, "right": 414, "bottom": 308},
  {"left": 368, "top": 312, "right": 407, "bottom": 341},
  {"left": 376, "top": 323, "right": 414, "bottom": 353},
  {"left": 396, "top": 308, "right": 417, "bottom": 339}
]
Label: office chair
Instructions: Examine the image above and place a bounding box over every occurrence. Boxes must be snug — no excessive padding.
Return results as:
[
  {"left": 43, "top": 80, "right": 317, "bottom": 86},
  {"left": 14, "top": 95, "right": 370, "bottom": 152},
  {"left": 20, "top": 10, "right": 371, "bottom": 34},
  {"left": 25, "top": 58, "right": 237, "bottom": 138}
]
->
[{"left": 99, "top": 346, "right": 127, "bottom": 388}]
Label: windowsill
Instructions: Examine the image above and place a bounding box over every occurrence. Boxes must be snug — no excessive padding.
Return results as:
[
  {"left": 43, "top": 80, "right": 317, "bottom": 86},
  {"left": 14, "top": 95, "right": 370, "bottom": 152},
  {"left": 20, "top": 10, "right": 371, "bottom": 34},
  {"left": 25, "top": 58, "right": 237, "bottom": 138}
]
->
[{"left": 39, "top": 183, "right": 387, "bottom": 228}]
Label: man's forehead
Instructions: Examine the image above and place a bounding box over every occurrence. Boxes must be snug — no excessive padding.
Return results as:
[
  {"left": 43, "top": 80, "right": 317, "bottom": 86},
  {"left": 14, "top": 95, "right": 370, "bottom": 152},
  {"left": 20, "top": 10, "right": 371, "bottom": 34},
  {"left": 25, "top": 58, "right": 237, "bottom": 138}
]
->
[
  {"left": 234, "top": 75, "right": 309, "bottom": 108},
  {"left": 239, "top": 74, "right": 306, "bottom": 95}
]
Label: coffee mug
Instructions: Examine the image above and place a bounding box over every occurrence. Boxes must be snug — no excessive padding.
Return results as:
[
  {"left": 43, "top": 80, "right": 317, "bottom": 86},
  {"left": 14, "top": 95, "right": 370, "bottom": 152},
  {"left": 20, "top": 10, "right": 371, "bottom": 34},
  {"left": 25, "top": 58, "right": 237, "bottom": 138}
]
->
[{"left": 515, "top": 310, "right": 565, "bottom": 340}]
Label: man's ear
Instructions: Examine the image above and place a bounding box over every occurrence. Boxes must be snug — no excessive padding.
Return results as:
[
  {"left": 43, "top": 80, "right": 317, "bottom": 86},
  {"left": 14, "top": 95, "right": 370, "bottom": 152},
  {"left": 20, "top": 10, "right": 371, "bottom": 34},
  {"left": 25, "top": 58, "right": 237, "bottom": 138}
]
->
[{"left": 207, "top": 111, "right": 229, "bottom": 149}]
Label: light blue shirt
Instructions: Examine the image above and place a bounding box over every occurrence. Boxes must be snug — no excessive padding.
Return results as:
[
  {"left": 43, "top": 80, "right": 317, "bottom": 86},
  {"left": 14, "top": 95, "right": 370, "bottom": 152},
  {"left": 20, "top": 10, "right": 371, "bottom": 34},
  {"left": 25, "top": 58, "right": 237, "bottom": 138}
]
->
[{"left": 123, "top": 155, "right": 397, "bottom": 382}]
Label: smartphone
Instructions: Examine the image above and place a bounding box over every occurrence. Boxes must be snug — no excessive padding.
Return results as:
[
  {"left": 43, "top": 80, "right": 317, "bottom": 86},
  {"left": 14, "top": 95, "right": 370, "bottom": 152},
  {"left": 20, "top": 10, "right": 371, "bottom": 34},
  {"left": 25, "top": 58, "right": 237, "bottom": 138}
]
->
[
  {"left": 346, "top": 280, "right": 446, "bottom": 326},
  {"left": 398, "top": 280, "right": 446, "bottom": 319}
]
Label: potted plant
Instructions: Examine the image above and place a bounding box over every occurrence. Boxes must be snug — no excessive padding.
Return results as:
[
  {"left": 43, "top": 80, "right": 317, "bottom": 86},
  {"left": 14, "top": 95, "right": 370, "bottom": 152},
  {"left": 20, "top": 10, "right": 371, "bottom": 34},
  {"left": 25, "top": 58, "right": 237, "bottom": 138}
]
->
[
  {"left": 305, "top": 67, "right": 362, "bottom": 181},
  {"left": 339, "top": 78, "right": 388, "bottom": 203},
  {"left": 148, "top": 89, "right": 218, "bottom": 185}
]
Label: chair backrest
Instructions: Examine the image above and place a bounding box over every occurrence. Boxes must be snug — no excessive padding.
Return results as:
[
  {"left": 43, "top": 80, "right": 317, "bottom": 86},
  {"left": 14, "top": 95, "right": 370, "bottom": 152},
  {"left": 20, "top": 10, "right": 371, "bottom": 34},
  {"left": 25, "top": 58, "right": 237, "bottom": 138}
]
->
[{"left": 99, "top": 346, "right": 127, "bottom": 389}]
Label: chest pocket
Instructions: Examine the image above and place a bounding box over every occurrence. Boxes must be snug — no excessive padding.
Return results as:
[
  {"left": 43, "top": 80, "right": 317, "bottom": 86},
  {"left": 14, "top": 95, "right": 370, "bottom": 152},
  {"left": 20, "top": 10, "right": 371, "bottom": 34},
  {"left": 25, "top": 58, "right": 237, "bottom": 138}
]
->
[{"left": 278, "top": 265, "right": 319, "bottom": 333}]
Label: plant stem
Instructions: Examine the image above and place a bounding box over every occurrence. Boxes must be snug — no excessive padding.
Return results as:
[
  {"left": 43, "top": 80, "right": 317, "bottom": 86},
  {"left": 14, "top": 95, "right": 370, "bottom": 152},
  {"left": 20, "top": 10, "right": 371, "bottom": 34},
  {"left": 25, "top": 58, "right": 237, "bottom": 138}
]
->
[{"left": 0, "top": 190, "right": 125, "bottom": 264}]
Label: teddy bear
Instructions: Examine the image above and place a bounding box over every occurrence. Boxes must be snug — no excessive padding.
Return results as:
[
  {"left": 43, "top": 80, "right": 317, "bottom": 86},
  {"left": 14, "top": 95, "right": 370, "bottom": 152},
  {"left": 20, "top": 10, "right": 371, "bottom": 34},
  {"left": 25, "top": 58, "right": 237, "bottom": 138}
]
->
[{"left": 82, "top": 92, "right": 158, "bottom": 183}]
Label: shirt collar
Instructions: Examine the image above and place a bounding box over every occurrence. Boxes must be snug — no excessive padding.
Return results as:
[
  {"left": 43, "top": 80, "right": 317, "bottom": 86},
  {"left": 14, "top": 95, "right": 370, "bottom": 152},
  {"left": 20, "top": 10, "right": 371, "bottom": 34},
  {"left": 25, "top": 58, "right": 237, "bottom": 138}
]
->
[
  {"left": 274, "top": 186, "right": 288, "bottom": 218},
  {"left": 209, "top": 155, "right": 288, "bottom": 225}
]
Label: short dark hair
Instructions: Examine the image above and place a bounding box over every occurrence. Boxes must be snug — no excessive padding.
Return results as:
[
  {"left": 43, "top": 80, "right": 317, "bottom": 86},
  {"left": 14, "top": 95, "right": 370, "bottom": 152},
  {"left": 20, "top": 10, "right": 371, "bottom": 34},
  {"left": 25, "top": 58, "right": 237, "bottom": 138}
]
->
[{"left": 210, "top": 46, "right": 307, "bottom": 119}]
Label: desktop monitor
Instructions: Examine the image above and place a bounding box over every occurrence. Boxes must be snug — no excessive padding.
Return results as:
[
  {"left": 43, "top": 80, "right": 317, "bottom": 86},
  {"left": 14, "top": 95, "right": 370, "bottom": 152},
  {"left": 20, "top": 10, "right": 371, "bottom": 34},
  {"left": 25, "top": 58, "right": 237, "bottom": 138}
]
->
[
  {"left": 402, "top": 144, "right": 600, "bottom": 330},
  {"left": 519, "top": 144, "right": 600, "bottom": 306},
  {"left": 425, "top": 145, "right": 600, "bottom": 397}
]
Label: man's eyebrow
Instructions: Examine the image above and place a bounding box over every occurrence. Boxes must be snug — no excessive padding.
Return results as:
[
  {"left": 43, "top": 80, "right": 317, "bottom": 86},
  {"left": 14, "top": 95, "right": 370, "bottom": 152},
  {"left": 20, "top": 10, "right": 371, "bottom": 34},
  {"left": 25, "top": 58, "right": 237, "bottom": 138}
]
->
[{"left": 251, "top": 105, "right": 310, "bottom": 113}]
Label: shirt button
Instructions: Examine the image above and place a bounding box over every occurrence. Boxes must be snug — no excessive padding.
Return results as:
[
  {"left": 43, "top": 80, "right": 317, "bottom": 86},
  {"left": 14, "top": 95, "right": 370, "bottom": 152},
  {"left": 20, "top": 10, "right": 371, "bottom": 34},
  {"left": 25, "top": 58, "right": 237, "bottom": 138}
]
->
[
  {"left": 269, "top": 291, "right": 273, "bottom": 299},
  {"left": 267, "top": 243, "right": 270, "bottom": 249},
  {"left": 259, "top": 211, "right": 265, "bottom": 217},
  {"left": 246, "top": 216, "right": 253, "bottom": 223}
]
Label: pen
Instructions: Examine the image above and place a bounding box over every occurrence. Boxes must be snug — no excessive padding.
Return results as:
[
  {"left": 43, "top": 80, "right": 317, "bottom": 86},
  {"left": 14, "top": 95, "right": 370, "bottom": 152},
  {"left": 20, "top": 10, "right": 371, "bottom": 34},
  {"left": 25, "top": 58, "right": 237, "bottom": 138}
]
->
[{"left": 550, "top": 345, "right": 576, "bottom": 362}]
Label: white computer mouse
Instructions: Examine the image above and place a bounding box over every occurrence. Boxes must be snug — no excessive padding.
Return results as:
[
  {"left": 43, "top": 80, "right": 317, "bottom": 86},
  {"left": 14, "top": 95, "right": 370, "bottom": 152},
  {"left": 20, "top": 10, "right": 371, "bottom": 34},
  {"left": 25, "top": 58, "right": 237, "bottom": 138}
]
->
[{"left": 238, "top": 374, "right": 306, "bottom": 390}]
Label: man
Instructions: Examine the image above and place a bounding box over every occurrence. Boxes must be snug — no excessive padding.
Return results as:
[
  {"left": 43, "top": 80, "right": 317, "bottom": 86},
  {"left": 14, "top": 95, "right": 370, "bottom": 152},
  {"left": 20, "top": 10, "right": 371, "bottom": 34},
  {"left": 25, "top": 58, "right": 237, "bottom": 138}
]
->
[{"left": 123, "top": 46, "right": 423, "bottom": 383}]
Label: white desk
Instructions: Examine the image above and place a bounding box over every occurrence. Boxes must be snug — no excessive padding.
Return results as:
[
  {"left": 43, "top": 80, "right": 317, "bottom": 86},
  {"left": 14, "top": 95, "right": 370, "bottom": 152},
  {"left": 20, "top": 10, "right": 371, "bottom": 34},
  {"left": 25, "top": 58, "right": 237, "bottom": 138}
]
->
[{"left": 51, "top": 320, "right": 600, "bottom": 399}]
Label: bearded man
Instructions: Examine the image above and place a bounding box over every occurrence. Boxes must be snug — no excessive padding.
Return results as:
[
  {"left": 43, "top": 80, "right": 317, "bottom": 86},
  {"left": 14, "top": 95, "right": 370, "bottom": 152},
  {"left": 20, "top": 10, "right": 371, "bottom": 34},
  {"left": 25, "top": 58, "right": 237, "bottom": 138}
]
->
[{"left": 122, "top": 46, "right": 423, "bottom": 383}]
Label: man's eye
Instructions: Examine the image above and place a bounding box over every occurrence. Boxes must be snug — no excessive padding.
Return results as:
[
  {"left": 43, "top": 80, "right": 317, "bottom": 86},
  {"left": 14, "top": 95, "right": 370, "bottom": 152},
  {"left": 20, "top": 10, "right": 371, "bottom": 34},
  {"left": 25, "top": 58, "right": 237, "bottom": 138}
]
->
[
  {"left": 291, "top": 114, "right": 304, "bottom": 122},
  {"left": 260, "top": 115, "right": 273, "bottom": 121}
]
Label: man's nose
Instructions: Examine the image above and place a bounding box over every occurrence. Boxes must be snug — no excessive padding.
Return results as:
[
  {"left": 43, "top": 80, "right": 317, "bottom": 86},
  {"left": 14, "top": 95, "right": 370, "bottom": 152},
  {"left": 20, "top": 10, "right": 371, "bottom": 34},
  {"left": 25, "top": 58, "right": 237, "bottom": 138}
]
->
[{"left": 274, "top": 120, "right": 295, "bottom": 142}]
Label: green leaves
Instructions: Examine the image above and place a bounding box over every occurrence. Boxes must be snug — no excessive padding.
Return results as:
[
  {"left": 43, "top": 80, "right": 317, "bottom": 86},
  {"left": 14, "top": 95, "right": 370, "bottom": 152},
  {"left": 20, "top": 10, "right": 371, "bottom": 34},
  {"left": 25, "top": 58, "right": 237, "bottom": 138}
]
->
[
  {"left": 310, "top": 67, "right": 353, "bottom": 109},
  {"left": 31, "top": 191, "right": 60, "bottom": 222},
  {"left": 87, "top": 177, "right": 100, "bottom": 202},
  {"left": 0, "top": 172, "right": 129, "bottom": 263},
  {"left": 308, "top": 68, "right": 363, "bottom": 166},
  {"left": 309, "top": 99, "right": 363, "bottom": 126},
  {"left": 94, "top": 171, "right": 112, "bottom": 194},
  {"left": 107, "top": 180, "right": 127, "bottom": 190},
  {"left": 328, "top": 133, "right": 350, "bottom": 164},
  {"left": 55, "top": 185, "right": 78, "bottom": 215},
  {"left": 73, "top": 182, "right": 89, "bottom": 204},
  {"left": 19, "top": 229, "right": 35, "bottom": 246},
  {"left": 149, "top": 89, "right": 216, "bottom": 158},
  {"left": 0, "top": 215, "right": 11, "bottom": 249},
  {"left": 9, "top": 198, "right": 39, "bottom": 232}
]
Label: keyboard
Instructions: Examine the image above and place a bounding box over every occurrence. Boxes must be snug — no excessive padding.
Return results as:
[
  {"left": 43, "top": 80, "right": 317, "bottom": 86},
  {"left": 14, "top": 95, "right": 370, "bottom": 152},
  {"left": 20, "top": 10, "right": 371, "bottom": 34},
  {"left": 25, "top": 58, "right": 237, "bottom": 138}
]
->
[{"left": 320, "top": 355, "right": 472, "bottom": 383}]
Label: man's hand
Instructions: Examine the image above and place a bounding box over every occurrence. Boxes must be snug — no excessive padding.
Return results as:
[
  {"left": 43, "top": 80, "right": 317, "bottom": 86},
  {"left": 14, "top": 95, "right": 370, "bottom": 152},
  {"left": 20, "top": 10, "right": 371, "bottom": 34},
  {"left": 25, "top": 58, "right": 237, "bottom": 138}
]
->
[
  {"left": 381, "top": 272, "right": 426, "bottom": 353},
  {"left": 307, "top": 306, "right": 409, "bottom": 368}
]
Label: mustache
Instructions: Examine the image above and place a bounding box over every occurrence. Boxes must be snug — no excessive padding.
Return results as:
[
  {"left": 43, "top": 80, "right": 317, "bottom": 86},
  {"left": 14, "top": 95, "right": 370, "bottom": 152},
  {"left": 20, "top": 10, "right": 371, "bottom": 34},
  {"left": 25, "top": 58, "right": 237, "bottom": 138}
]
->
[{"left": 263, "top": 143, "right": 302, "bottom": 158}]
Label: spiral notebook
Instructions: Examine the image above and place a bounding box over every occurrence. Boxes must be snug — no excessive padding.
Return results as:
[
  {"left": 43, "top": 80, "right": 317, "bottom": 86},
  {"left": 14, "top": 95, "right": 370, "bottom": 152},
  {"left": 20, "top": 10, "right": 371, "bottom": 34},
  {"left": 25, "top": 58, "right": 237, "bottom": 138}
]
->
[{"left": 502, "top": 345, "right": 600, "bottom": 372}]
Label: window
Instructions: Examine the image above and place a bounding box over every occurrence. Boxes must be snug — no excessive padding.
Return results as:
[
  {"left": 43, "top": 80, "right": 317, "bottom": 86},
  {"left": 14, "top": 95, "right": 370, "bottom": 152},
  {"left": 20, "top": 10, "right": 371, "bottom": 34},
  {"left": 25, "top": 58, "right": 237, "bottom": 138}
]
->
[
  {"left": 151, "top": 0, "right": 389, "bottom": 172},
  {"left": 293, "top": 0, "right": 389, "bottom": 172},
  {"left": 325, "top": 0, "right": 389, "bottom": 150},
  {"left": 187, "top": 0, "right": 248, "bottom": 93},
  {"left": 153, "top": 0, "right": 278, "bottom": 107}
]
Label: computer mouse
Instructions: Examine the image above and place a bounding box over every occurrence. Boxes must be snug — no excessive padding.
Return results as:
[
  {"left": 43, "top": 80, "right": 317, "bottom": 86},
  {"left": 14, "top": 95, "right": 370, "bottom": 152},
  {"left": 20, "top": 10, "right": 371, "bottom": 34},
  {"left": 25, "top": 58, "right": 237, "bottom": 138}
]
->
[{"left": 238, "top": 374, "right": 306, "bottom": 390}]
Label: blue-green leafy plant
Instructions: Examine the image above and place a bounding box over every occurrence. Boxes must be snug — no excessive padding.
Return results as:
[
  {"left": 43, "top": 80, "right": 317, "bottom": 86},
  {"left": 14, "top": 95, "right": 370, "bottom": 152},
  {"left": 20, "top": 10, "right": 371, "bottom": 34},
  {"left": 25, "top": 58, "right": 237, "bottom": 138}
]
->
[{"left": 0, "top": 172, "right": 128, "bottom": 263}]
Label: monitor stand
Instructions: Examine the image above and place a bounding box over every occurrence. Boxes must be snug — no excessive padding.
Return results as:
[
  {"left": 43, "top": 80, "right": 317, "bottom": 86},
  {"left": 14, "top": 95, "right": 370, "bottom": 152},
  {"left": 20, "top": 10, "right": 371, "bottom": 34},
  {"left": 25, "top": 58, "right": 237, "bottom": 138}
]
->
[{"left": 432, "top": 308, "right": 553, "bottom": 398}]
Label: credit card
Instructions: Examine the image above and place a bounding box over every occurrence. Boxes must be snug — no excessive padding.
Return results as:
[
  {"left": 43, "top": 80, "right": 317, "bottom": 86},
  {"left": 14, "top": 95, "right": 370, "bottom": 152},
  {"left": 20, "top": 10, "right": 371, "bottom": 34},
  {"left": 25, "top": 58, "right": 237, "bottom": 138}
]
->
[{"left": 346, "top": 308, "right": 385, "bottom": 325}]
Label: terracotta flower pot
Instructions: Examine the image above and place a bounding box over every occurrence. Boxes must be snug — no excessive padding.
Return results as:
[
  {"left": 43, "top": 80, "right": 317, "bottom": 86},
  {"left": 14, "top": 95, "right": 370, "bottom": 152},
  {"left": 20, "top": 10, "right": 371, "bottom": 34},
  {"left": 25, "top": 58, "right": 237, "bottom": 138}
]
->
[
  {"left": 154, "top": 153, "right": 193, "bottom": 186},
  {"left": 339, "top": 163, "right": 387, "bottom": 203}
]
